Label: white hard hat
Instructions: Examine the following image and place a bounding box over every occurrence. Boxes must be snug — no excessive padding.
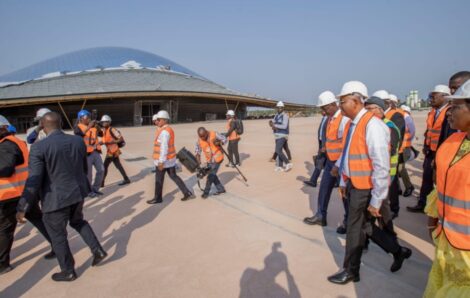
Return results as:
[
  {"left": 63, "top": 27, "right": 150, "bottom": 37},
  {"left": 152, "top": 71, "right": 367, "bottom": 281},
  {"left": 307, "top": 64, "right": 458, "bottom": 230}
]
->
[
  {"left": 276, "top": 101, "right": 285, "bottom": 107},
  {"left": 445, "top": 80, "right": 470, "bottom": 99},
  {"left": 226, "top": 110, "right": 235, "bottom": 116},
  {"left": 35, "top": 108, "right": 51, "bottom": 121},
  {"left": 432, "top": 84, "right": 451, "bottom": 95},
  {"left": 154, "top": 110, "right": 170, "bottom": 120},
  {"left": 337, "top": 81, "right": 368, "bottom": 99},
  {"left": 389, "top": 94, "right": 398, "bottom": 103},
  {"left": 0, "top": 115, "right": 10, "bottom": 126},
  {"left": 100, "top": 115, "right": 112, "bottom": 122},
  {"left": 317, "top": 91, "right": 337, "bottom": 107},
  {"left": 401, "top": 105, "right": 411, "bottom": 113},
  {"left": 372, "top": 90, "right": 390, "bottom": 100}
]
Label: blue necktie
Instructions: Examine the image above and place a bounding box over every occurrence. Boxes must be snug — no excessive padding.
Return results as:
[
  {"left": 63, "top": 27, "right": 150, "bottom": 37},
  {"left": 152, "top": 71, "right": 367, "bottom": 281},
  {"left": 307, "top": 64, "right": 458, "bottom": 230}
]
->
[{"left": 338, "top": 123, "right": 355, "bottom": 177}]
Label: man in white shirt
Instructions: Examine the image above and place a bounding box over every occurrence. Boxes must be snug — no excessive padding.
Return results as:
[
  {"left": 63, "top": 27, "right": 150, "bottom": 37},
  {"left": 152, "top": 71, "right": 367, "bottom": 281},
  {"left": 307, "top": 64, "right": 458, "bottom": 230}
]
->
[
  {"left": 328, "top": 81, "right": 411, "bottom": 285},
  {"left": 147, "top": 111, "right": 194, "bottom": 204}
]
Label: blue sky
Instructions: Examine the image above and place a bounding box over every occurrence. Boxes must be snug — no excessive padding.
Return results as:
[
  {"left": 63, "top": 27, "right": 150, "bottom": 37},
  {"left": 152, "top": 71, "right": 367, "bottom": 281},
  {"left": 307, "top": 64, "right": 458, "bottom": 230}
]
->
[{"left": 1, "top": 0, "right": 469, "bottom": 104}]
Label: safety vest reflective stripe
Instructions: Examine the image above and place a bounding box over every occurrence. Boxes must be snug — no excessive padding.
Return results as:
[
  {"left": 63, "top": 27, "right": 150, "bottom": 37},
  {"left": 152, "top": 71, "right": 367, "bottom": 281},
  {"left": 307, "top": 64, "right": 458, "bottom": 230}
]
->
[
  {"left": 425, "top": 106, "right": 449, "bottom": 151},
  {"left": 435, "top": 132, "right": 470, "bottom": 250},
  {"left": 325, "top": 114, "right": 345, "bottom": 161},
  {"left": 349, "top": 170, "right": 372, "bottom": 176},
  {"left": 349, "top": 153, "right": 369, "bottom": 160},
  {"left": 0, "top": 135, "right": 29, "bottom": 201},
  {"left": 153, "top": 126, "right": 176, "bottom": 160}
]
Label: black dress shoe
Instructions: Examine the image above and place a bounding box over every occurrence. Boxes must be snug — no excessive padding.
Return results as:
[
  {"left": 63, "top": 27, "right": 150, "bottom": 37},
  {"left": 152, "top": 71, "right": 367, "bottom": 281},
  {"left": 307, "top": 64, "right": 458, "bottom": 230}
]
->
[
  {"left": 391, "top": 247, "right": 412, "bottom": 272},
  {"left": 392, "top": 212, "right": 399, "bottom": 219},
  {"left": 181, "top": 193, "right": 196, "bottom": 201},
  {"left": 303, "top": 216, "right": 327, "bottom": 226},
  {"left": 327, "top": 269, "right": 360, "bottom": 284},
  {"left": 336, "top": 225, "right": 347, "bottom": 234},
  {"left": 406, "top": 204, "right": 425, "bottom": 213},
  {"left": 147, "top": 198, "right": 163, "bottom": 204},
  {"left": 92, "top": 248, "right": 108, "bottom": 266},
  {"left": 51, "top": 271, "right": 77, "bottom": 282},
  {"left": 403, "top": 187, "right": 415, "bottom": 197},
  {"left": 201, "top": 193, "right": 209, "bottom": 199},
  {"left": 95, "top": 191, "right": 104, "bottom": 196},
  {"left": 213, "top": 190, "right": 226, "bottom": 196},
  {"left": 118, "top": 179, "right": 131, "bottom": 186},
  {"left": 0, "top": 265, "right": 13, "bottom": 275},
  {"left": 398, "top": 189, "right": 403, "bottom": 195},
  {"left": 303, "top": 181, "right": 317, "bottom": 188},
  {"left": 44, "top": 250, "right": 56, "bottom": 260}
]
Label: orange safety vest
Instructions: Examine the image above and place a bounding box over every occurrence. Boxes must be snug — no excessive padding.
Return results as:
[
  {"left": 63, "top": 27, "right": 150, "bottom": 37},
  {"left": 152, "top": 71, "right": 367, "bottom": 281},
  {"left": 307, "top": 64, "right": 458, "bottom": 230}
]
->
[
  {"left": 385, "top": 108, "right": 406, "bottom": 153},
  {"left": 226, "top": 119, "right": 240, "bottom": 141},
  {"left": 425, "top": 105, "right": 450, "bottom": 152},
  {"left": 153, "top": 125, "right": 176, "bottom": 160},
  {"left": 103, "top": 127, "right": 120, "bottom": 155},
  {"left": 199, "top": 131, "right": 224, "bottom": 163},
  {"left": 342, "top": 111, "right": 374, "bottom": 189},
  {"left": 78, "top": 123, "right": 101, "bottom": 153},
  {"left": 0, "top": 135, "right": 29, "bottom": 201},
  {"left": 401, "top": 114, "right": 413, "bottom": 150},
  {"left": 435, "top": 132, "right": 470, "bottom": 250},
  {"left": 325, "top": 113, "right": 346, "bottom": 162}
]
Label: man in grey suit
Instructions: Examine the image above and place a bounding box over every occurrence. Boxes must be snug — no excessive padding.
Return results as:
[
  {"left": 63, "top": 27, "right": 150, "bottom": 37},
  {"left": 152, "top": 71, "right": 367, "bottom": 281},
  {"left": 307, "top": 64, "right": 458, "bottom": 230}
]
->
[{"left": 16, "top": 112, "right": 107, "bottom": 282}]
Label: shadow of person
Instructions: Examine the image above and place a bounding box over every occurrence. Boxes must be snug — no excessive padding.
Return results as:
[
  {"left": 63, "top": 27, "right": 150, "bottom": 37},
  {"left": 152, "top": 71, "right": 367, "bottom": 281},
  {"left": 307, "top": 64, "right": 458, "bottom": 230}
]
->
[
  {"left": 239, "top": 153, "right": 251, "bottom": 163},
  {"left": 239, "top": 242, "right": 301, "bottom": 298}
]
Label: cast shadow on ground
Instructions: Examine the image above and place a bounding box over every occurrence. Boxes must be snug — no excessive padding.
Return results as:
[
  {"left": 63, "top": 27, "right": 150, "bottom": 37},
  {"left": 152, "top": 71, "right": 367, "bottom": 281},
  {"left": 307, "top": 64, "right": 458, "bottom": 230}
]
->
[{"left": 239, "top": 242, "right": 301, "bottom": 298}]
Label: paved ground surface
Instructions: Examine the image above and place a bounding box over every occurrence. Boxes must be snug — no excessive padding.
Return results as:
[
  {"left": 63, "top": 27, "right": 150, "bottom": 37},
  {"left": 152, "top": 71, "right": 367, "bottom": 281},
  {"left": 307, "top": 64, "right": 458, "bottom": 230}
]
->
[{"left": 2, "top": 111, "right": 433, "bottom": 298}]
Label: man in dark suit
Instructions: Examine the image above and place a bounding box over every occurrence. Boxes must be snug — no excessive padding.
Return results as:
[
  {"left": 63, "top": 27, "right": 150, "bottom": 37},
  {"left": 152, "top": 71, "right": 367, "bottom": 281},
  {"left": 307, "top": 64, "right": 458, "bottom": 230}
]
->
[{"left": 16, "top": 112, "right": 107, "bottom": 282}]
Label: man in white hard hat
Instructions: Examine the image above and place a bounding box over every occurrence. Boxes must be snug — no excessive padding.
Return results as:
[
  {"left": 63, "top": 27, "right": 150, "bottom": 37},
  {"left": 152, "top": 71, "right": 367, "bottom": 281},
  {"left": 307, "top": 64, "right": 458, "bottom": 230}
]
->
[
  {"left": 328, "top": 81, "right": 402, "bottom": 284},
  {"left": 26, "top": 107, "right": 51, "bottom": 144},
  {"left": 408, "top": 84, "right": 451, "bottom": 213},
  {"left": 303, "top": 91, "right": 349, "bottom": 229},
  {"left": 225, "top": 110, "right": 242, "bottom": 167},
  {"left": 147, "top": 111, "right": 195, "bottom": 204},
  {"left": 269, "top": 101, "right": 293, "bottom": 172},
  {"left": 100, "top": 115, "right": 130, "bottom": 187}
]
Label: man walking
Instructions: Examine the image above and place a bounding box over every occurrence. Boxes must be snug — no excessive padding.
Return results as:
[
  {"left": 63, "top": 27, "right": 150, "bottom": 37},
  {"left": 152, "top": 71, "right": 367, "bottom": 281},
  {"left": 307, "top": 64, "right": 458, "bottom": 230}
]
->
[
  {"left": 26, "top": 107, "right": 51, "bottom": 144},
  {"left": 17, "top": 112, "right": 107, "bottom": 282},
  {"left": 225, "top": 110, "right": 241, "bottom": 167},
  {"left": 74, "top": 109, "right": 104, "bottom": 198},
  {"left": 147, "top": 111, "right": 195, "bottom": 204},
  {"left": 270, "top": 101, "right": 293, "bottom": 172}
]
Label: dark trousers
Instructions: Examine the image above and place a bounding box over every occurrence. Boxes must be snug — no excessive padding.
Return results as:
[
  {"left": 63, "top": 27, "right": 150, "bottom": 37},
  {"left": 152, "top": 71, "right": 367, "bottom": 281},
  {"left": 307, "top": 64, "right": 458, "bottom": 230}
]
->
[
  {"left": 228, "top": 139, "right": 240, "bottom": 165},
  {"left": 398, "top": 150, "right": 413, "bottom": 190},
  {"left": 103, "top": 155, "right": 129, "bottom": 185},
  {"left": 43, "top": 201, "right": 102, "bottom": 273},
  {"left": 272, "top": 139, "right": 292, "bottom": 161},
  {"left": 274, "top": 138, "right": 290, "bottom": 167},
  {"left": 389, "top": 176, "right": 400, "bottom": 214},
  {"left": 154, "top": 166, "right": 191, "bottom": 201},
  {"left": 204, "top": 162, "right": 225, "bottom": 195},
  {"left": 315, "top": 159, "right": 339, "bottom": 219},
  {"left": 368, "top": 199, "right": 401, "bottom": 255},
  {"left": 418, "top": 151, "right": 435, "bottom": 206},
  {"left": 310, "top": 168, "right": 322, "bottom": 184},
  {"left": 343, "top": 182, "right": 400, "bottom": 275}
]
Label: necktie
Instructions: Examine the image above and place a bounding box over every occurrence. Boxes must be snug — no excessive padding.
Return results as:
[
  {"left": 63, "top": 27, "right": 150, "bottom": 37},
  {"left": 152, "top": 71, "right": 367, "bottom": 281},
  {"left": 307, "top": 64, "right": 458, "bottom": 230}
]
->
[{"left": 338, "top": 123, "right": 355, "bottom": 177}]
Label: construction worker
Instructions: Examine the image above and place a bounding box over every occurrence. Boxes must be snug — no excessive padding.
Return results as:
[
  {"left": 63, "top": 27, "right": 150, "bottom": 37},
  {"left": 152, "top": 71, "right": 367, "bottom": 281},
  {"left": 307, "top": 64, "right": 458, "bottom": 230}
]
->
[
  {"left": 328, "top": 81, "right": 411, "bottom": 285},
  {"left": 225, "top": 110, "right": 241, "bottom": 167},
  {"left": 373, "top": 90, "right": 405, "bottom": 217},
  {"left": 100, "top": 115, "right": 130, "bottom": 187},
  {"left": 26, "top": 107, "right": 51, "bottom": 144},
  {"left": 408, "top": 85, "right": 451, "bottom": 213},
  {"left": 303, "top": 91, "right": 349, "bottom": 229},
  {"left": 147, "top": 111, "right": 195, "bottom": 204},
  {"left": 0, "top": 115, "right": 53, "bottom": 275},
  {"left": 398, "top": 105, "right": 416, "bottom": 197},
  {"left": 423, "top": 80, "right": 470, "bottom": 297},
  {"left": 74, "top": 109, "right": 104, "bottom": 198},
  {"left": 195, "top": 127, "right": 227, "bottom": 198},
  {"left": 269, "top": 101, "right": 293, "bottom": 172}
]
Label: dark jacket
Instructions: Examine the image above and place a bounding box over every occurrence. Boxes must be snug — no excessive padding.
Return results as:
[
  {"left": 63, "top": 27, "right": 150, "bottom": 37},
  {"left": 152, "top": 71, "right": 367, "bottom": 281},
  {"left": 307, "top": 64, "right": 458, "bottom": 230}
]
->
[
  {"left": 389, "top": 112, "right": 406, "bottom": 149},
  {"left": 437, "top": 114, "right": 458, "bottom": 149},
  {"left": 19, "top": 130, "right": 91, "bottom": 213}
]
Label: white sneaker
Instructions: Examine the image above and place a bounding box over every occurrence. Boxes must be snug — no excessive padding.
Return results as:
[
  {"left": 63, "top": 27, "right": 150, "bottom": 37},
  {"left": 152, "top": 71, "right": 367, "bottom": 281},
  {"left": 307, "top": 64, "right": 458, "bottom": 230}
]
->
[
  {"left": 284, "top": 163, "right": 293, "bottom": 172},
  {"left": 274, "top": 167, "right": 283, "bottom": 172}
]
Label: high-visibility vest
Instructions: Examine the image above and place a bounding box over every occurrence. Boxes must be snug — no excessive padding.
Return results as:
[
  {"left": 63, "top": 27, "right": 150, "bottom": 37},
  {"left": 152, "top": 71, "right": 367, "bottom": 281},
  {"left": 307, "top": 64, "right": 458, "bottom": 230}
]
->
[
  {"left": 425, "top": 106, "right": 449, "bottom": 152},
  {"left": 435, "top": 132, "right": 470, "bottom": 250},
  {"left": 199, "top": 131, "right": 224, "bottom": 163},
  {"left": 342, "top": 112, "right": 374, "bottom": 189},
  {"left": 325, "top": 114, "right": 346, "bottom": 162},
  {"left": 103, "top": 127, "right": 120, "bottom": 155},
  {"left": 0, "top": 135, "right": 29, "bottom": 201},
  {"left": 385, "top": 108, "right": 406, "bottom": 153},
  {"left": 401, "top": 114, "right": 413, "bottom": 150},
  {"left": 226, "top": 119, "right": 240, "bottom": 141},
  {"left": 78, "top": 123, "right": 101, "bottom": 153},
  {"left": 383, "top": 118, "right": 400, "bottom": 178},
  {"left": 153, "top": 125, "right": 176, "bottom": 160}
]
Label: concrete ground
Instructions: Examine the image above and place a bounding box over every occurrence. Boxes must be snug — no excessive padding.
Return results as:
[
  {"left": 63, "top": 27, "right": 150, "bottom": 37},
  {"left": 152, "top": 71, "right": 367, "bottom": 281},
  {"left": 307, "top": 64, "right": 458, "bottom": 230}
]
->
[{"left": 2, "top": 111, "right": 433, "bottom": 298}]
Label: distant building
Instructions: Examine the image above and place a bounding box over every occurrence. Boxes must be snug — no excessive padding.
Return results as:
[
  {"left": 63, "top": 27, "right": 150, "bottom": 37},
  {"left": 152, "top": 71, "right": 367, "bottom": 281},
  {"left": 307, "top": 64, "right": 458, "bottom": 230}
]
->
[{"left": 405, "top": 90, "right": 420, "bottom": 109}]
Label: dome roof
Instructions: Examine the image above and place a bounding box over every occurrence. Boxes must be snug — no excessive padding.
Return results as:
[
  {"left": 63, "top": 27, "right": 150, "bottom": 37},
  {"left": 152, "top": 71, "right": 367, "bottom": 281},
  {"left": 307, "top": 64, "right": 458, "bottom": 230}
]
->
[{"left": 0, "top": 47, "right": 203, "bottom": 83}]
